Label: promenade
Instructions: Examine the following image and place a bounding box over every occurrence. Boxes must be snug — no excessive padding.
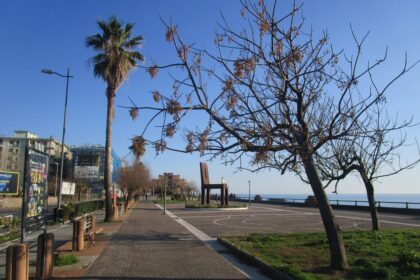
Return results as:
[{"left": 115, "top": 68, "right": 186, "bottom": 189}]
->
[
  {"left": 84, "top": 201, "right": 249, "bottom": 280},
  {"left": 2, "top": 200, "right": 419, "bottom": 279}
]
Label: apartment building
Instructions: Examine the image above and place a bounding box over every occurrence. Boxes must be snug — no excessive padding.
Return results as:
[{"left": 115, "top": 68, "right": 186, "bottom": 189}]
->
[{"left": 0, "top": 131, "right": 72, "bottom": 193}]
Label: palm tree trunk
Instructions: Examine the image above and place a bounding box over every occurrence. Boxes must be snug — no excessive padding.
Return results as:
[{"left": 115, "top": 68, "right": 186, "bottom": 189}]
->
[
  {"left": 104, "top": 88, "right": 115, "bottom": 222},
  {"left": 302, "top": 156, "right": 349, "bottom": 270},
  {"left": 359, "top": 169, "right": 380, "bottom": 231}
]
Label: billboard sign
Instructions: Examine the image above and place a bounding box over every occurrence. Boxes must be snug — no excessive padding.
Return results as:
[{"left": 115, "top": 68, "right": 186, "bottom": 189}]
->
[
  {"left": 22, "top": 149, "right": 49, "bottom": 237},
  {"left": 0, "top": 171, "right": 19, "bottom": 195},
  {"left": 74, "top": 166, "right": 99, "bottom": 179},
  {"left": 62, "top": 181, "right": 76, "bottom": 195}
]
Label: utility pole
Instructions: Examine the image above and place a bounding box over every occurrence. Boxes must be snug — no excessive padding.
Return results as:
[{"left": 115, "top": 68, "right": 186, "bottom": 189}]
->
[
  {"left": 163, "top": 173, "right": 167, "bottom": 215},
  {"left": 248, "top": 180, "right": 251, "bottom": 207}
]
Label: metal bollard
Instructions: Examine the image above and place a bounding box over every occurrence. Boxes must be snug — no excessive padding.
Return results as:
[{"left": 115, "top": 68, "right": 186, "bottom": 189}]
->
[
  {"left": 6, "top": 243, "right": 29, "bottom": 280},
  {"left": 36, "top": 233, "right": 54, "bottom": 280}
]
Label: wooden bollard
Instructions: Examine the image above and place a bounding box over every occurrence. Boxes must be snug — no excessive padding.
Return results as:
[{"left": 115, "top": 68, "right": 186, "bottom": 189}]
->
[
  {"left": 72, "top": 220, "right": 77, "bottom": 251},
  {"left": 76, "top": 220, "right": 84, "bottom": 251},
  {"left": 36, "top": 233, "right": 54, "bottom": 280},
  {"left": 113, "top": 206, "right": 118, "bottom": 220},
  {"left": 6, "top": 243, "right": 29, "bottom": 280},
  {"left": 91, "top": 214, "right": 96, "bottom": 229},
  {"left": 72, "top": 220, "right": 84, "bottom": 251}
]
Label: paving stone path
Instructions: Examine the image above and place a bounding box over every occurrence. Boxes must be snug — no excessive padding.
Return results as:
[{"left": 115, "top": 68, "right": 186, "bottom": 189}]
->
[{"left": 87, "top": 201, "right": 248, "bottom": 279}]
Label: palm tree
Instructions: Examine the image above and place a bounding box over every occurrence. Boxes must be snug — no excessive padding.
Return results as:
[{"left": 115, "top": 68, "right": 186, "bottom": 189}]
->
[{"left": 86, "top": 16, "right": 144, "bottom": 222}]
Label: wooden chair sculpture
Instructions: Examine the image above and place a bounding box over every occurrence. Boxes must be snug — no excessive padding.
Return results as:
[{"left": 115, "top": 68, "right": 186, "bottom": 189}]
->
[{"left": 200, "top": 162, "right": 229, "bottom": 205}]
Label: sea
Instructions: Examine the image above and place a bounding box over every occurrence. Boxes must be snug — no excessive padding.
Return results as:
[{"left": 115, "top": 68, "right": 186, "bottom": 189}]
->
[{"left": 236, "top": 193, "right": 420, "bottom": 209}]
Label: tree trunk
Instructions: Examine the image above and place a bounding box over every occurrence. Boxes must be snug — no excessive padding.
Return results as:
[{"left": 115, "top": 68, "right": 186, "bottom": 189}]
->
[
  {"left": 104, "top": 89, "right": 115, "bottom": 222},
  {"left": 302, "top": 156, "right": 349, "bottom": 270},
  {"left": 359, "top": 169, "right": 380, "bottom": 231}
]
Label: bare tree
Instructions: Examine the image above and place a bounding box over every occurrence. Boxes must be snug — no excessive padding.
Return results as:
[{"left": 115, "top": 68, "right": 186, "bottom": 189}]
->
[
  {"left": 118, "top": 162, "right": 151, "bottom": 202},
  {"left": 127, "top": 0, "right": 414, "bottom": 270},
  {"left": 316, "top": 105, "right": 419, "bottom": 231},
  {"left": 185, "top": 180, "right": 199, "bottom": 199}
]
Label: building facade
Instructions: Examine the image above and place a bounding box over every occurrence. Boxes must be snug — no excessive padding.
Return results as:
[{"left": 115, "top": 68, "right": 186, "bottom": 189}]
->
[
  {"left": 153, "top": 173, "right": 187, "bottom": 195},
  {"left": 72, "top": 146, "right": 122, "bottom": 194},
  {"left": 0, "top": 131, "right": 72, "bottom": 194}
]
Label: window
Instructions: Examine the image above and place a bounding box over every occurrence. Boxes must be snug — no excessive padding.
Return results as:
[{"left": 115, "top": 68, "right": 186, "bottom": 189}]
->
[{"left": 9, "top": 140, "right": 14, "bottom": 145}]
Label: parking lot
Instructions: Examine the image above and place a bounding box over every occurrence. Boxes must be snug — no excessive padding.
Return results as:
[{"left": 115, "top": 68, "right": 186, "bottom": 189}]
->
[{"left": 166, "top": 202, "right": 420, "bottom": 237}]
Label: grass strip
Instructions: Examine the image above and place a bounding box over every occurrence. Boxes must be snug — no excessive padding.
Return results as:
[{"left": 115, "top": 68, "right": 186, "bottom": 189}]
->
[{"left": 223, "top": 229, "right": 420, "bottom": 280}]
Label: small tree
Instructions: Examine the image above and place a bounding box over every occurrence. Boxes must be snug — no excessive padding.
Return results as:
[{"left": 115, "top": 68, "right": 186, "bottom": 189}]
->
[
  {"left": 118, "top": 162, "right": 151, "bottom": 202},
  {"left": 316, "top": 105, "right": 419, "bottom": 231},
  {"left": 185, "top": 180, "right": 199, "bottom": 199},
  {"left": 129, "top": 0, "right": 414, "bottom": 269}
]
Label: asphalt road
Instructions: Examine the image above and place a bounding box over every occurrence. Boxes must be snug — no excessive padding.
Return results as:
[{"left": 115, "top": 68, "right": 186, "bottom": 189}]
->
[{"left": 167, "top": 202, "right": 420, "bottom": 238}]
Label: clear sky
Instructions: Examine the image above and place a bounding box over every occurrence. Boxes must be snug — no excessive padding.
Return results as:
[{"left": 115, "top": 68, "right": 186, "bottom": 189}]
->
[{"left": 1, "top": 0, "right": 419, "bottom": 196}]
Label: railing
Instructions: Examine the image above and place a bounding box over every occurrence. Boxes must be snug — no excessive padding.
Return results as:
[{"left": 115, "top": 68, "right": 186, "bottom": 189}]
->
[
  {"left": 235, "top": 196, "right": 420, "bottom": 210},
  {"left": 329, "top": 199, "right": 420, "bottom": 209}
]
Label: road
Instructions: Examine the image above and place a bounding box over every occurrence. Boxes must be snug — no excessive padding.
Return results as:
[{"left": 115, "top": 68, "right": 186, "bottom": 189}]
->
[{"left": 166, "top": 202, "right": 420, "bottom": 237}]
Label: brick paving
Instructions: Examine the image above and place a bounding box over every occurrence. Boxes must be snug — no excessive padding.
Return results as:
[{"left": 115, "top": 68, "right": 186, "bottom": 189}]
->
[{"left": 85, "top": 201, "right": 248, "bottom": 279}]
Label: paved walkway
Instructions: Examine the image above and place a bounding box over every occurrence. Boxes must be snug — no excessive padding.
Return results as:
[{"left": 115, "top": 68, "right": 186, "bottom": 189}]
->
[{"left": 86, "top": 201, "right": 249, "bottom": 280}]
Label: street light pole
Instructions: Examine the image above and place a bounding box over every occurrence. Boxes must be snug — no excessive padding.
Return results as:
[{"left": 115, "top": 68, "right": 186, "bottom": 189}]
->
[
  {"left": 248, "top": 180, "right": 251, "bottom": 207},
  {"left": 54, "top": 163, "right": 59, "bottom": 197},
  {"left": 163, "top": 173, "right": 167, "bottom": 215},
  {"left": 42, "top": 68, "right": 73, "bottom": 216}
]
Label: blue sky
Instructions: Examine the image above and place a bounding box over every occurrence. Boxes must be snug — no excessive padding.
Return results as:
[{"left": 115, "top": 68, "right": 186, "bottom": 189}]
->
[{"left": 1, "top": 0, "right": 419, "bottom": 196}]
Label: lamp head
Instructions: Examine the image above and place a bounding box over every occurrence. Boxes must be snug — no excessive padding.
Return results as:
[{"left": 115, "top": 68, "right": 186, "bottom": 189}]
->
[{"left": 41, "top": 69, "right": 54, "bottom": 75}]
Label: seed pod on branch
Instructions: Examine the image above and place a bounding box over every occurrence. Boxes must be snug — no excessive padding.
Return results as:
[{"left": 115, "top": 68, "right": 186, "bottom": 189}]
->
[
  {"left": 129, "top": 108, "right": 139, "bottom": 121},
  {"left": 147, "top": 66, "right": 159, "bottom": 79}
]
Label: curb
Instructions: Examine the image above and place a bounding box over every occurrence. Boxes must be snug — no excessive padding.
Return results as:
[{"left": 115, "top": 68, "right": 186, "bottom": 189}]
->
[
  {"left": 217, "top": 237, "right": 295, "bottom": 280},
  {"left": 184, "top": 206, "right": 249, "bottom": 211}
]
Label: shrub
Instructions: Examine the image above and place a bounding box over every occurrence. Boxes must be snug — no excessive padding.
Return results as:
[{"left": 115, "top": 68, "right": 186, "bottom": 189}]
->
[
  {"left": 55, "top": 253, "right": 78, "bottom": 266},
  {"left": 74, "top": 200, "right": 104, "bottom": 217}
]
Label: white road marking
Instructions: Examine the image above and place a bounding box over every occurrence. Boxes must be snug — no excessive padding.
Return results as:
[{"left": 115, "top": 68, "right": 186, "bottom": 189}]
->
[
  {"left": 335, "top": 215, "right": 420, "bottom": 228},
  {"left": 250, "top": 205, "right": 420, "bottom": 228},
  {"left": 154, "top": 204, "right": 271, "bottom": 280}
]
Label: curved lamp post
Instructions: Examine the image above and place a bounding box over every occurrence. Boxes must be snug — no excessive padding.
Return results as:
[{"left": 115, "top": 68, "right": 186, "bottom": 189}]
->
[{"left": 41, "top": 68, "right": 73, "bottom": 216}]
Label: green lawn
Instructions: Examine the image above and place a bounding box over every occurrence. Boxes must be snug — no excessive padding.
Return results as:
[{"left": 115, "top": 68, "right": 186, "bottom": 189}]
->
[{"left": 223, "top": 230, "right": 420, "bottom": 279}]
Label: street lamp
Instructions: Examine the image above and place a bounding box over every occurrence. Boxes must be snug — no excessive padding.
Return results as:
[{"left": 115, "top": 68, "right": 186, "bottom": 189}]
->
[
  {"left": 42, "top": 68, "right": 73, "bottom": 215},
  {"left": 248, "top": 180, "right": 251, "bottom": 207},
  {"left": 54, "top": 162, "right": 59, "bottom": 197},
  {"left": 163, "top": 173, "right": 167, "bottom": 215}
]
